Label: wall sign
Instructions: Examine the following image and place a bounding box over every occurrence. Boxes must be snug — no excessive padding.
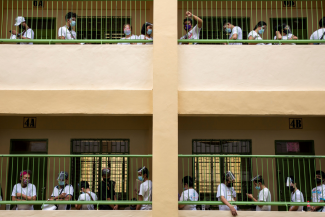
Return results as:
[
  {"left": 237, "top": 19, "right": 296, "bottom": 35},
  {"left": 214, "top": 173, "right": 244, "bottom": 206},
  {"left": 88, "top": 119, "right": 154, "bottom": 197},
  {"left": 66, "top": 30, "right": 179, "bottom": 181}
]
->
[
  {"left": 283, "top": 1, "right": 296, "bottom": 7},
  {"left": 289, "top": 118, "right": 303, "bottom": 129},
  {"left": 23, "top": 117, "right": 37, "bottom": 128},
  {"left": 33, "top": 1, "right": 44, "bottom": 7}
]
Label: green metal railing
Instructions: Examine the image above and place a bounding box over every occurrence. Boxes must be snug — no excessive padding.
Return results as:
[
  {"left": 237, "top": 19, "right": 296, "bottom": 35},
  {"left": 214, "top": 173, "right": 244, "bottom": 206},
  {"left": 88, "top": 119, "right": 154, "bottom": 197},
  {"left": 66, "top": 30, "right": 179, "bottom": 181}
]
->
[
  {"left": 0, "top": 154, "right": 152, "bottom": 209},
  {"left": 178, "top": 0, "right": 325, "bottom": 44},
  {"left": 0, "top": 0, "right": 153, "bottom": 44},
  {"left": 178, "top": 155, "right": 325, "bottom": 211}
]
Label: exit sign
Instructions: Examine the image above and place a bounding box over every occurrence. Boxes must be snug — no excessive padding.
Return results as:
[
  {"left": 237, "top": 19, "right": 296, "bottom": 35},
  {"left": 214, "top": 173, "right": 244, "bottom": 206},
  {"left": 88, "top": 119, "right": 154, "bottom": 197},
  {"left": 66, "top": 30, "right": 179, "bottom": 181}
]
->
[
  {"left": 289, "top": 118, "right": 303, "bottom": 129},
  {"left": 23, "top": 117, "right": 37, "bottom": 128}
]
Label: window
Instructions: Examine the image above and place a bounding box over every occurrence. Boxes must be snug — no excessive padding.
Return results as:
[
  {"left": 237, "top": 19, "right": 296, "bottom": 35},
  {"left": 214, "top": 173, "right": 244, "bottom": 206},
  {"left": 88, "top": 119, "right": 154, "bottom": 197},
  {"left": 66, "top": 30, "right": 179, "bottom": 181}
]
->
[
  {"left": 76, "top": 16, "right": 131, "bottom": 40},
  {"left": 193, "top": 140, "right": 252, "bottom": 202},
  {"left": 71, "top": 139, "right": 129, "bottom": 200}
]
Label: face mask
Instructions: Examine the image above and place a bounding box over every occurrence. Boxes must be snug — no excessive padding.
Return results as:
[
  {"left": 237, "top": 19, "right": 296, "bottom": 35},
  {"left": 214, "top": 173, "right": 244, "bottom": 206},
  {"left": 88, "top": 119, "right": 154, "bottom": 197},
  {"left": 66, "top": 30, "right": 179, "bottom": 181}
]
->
[
  {"left": 58, "top": 180, "right": 65, "bottom": 186},
  {"left": 226, "top": 28, "right": 232, "bottom": 33},
  {"left": 147, "top": 29, "right": 152, "bottom": 35},
  {"left": 255, "top": 186, "right": 261, "bottom": 190},
  {"left": 23, "top": 179, "right": 30, "bottom": 185},
  {"left": 283, "top": 29, "right": 288, "bottom": 34},
  {"left": 316, "top": 178, "right": 322, "bottom": 184},
  {"left": 124, "top": 29, "right": 131, "bottom": 36},
  {"left": 130, "top": 206, "right": 136, "bottom": 210},
  {"left": 289, "top": 186, "right": 294, "bottom": 192},
  {"left": 226, "top": 182, "right": 232, "bottom": 187},
  {"left": 138, "top": 176, "right": 144, "bottom": 182},
  {"left": 70, "top": 20, "right": 76, "bottom": 27},
  {"left": 258, "top": 29, "right": 264, "bottom": 34},
  {"left": 184, "top": 25, "right": 191, "bottom": 31}
]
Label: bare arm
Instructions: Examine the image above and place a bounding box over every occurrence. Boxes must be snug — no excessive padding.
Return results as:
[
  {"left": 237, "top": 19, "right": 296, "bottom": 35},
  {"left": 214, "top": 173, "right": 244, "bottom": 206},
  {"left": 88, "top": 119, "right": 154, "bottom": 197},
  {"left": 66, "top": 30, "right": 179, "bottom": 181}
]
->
[
  {"left": 289, "top": 206, "right": 299, "bottom": 211},
  {"left": 15, "top": 193, "right": 36, "bottom": 201},
  {"left": 136, "top": 195, "right": 143, "bottom": 210},
  {"left": 248, "top": 35, "right": 258, "bottom": 45},
  {"left": 185, "top": 11, "right": 203, "bottom": 29},
  {"left": 275, "top": 31, "right": 282, "bottom": 40},
  {"left": 113, "top": 195, "right": 118, "bottom": 210},
  {"left": 220, "top": 196, "right": 237, "bottom": 216},
  {"left": 231, "top": 34, "right": 238, "bottom": 40}
]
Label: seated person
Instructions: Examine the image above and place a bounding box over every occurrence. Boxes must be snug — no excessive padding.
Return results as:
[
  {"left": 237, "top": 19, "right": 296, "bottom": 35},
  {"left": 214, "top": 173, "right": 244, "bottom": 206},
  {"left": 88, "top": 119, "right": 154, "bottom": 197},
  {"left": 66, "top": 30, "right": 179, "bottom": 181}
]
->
[{"left": 75, "top": 181, "right": 98, "bottom": 210}]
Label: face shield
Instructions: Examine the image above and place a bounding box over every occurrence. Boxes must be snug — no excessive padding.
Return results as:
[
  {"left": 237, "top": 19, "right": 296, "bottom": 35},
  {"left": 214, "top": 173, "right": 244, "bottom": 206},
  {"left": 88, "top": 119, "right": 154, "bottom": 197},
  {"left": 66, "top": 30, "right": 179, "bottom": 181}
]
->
[
  {"left": 57, "top": 171, "right": 68, "bottom": 185},
  {"left": 286, "top": 177, "right": 295, "bottom": 191},
  {"left": 138, "top": 166, "right": 146, "bottom": 181}
]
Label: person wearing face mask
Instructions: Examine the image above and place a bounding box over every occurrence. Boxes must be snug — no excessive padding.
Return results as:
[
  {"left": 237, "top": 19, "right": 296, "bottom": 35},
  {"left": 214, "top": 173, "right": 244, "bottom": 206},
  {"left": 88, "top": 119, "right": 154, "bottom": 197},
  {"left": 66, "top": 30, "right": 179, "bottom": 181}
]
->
[
  {"left": 274, "top": 23, "right": 298, "bottom": 45},
  {"left": 179, "top": 11, "right": 203, "bottom": 45},
  {"left": 58, "top": 12, "right": 77, "bottom": 40},
  {"left": 99, "top": 168, "right": 118, "bottom": 210},
  {"left": 9, "top": 16, "right": 34, "bottom": 45},
  {"left": 178, "top": 176, "right": 198, "bottom": 210},
  {"left": 138, "top": 22, "right": 153, "bottom": 45},
  {"left": 124, "top": 198, "right": 137, "bottom": 210},
  {"left": 75, "top": 181, "right": 98, "bottom": 210},
  {"left": 223, "top": 20, "right": 243, "bottom": 45},
  {"left": 49, "top": 171, "right": 74, "bottom": 210},
  {"left": 311, "top": 170, "right": 325, "bottom": 212},
  {"left": 11, "top": 170, "right": 37, "bottom": 210},
  {"left": 136, "top": 166, "right": 152, "bottom": 210},
  {"left": 284, "top": 176, "right": 304, "bottom": 211},
  {"left": 248, "top": 21, "right": 270, "bottom": 45},
  {"left": 118, "top": 24, "right": 138, "bottom": 45},
  {"left": 216, "top": 171, "right": 237, "bottom": 216},
  {"left": 246, "top": 175, "right": 271, "bottom": 211}
]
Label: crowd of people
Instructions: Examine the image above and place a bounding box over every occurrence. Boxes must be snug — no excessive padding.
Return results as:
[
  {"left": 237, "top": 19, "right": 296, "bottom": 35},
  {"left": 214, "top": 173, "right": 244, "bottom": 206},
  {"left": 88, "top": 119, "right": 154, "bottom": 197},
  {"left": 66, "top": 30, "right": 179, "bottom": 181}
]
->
[
  {"left": 9, "top": 11, "right": 325, "bottom": 45},
  {"left": 5, "top": 167, "right": 324, "bottom": 213}
]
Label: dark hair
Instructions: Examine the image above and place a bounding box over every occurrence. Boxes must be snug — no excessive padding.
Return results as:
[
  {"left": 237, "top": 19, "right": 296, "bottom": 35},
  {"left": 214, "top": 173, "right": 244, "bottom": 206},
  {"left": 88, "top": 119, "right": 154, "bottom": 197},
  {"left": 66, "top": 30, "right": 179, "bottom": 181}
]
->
[
  {"left": 275, "top": 23, "right": 286, "bottom": 32},
  {"left": 316, "top": 170, "right": 325, "bottom": 178},
  {"left": 65, "top": 12, "right": 77, "bottom": 21},
  {"left": 138, "top": 167, "right": 149, "bottom": 178},
  {"left": 319, "top": 17, "right": 325, "bottom": 27},
  {"left": 223, "top": 20, "right": 232, "bottom": 26},
  {"left": 80, "top": 181, "right": 90, "bottom": 189},
  {"left": 141, "top": 22, "right": 153, "bottom": 35},
  {"left": 123, "top": 24, "right": 132, "bottom": 31},
  {"left": 183, "top": 18, "right": 193, "bottom": 25},
  {"left": 253, "top": 176, "right": 264, "bottom": 184},
  {"left": 254, "top": 21, "right": 267, "bottom": 30},
  {"left": 182, "top": 176, "right": 194, "bottom": 188}
]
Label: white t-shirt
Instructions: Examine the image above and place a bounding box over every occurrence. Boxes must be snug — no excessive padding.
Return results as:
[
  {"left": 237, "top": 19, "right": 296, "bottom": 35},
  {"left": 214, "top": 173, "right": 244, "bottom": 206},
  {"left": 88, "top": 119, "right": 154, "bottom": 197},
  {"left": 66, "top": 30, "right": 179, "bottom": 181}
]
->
[
  {"left": 256, "top": 187, "right": 271, "bottom": 211},
  {"left": 179, "top": 189, "right": 199, "bottom": 210},
  {"left": 117, "top": 35, "right": 139, "bottom": 45},
  {"left": 310, "top": 28, "right": 325, "bottom": 45},
  {"left": 58, "top": 26, "right": 77, "bottom": 40},
  {"left": 229, "top": 26, "right": 242, "bottom": 45},
  {"left": 179, "top": 25, "right": 201, "bottom": 45},
  {"left": 11, "top": 183, "right": 37, "bottom": 210},
  {"left": 139, "top": 180, "right": 152, "bottom": 210},
  {"left": 78, "top": 192, "right": 98, "bottom": 210},
  {"left": 51, "top": 185, "right": 74, "bottom": 210},
  {"left": 274, "top": 33, "right": 295, "bottom": 45},
  {"left": 216, "top": 183, "right": 237, "bottom": 211},
  {"left": 10, "top": 29, "right": 35, "bottom": 45},
  {"left": 291, "top": 189, "right": 304, "bottom": 211},
  {"left": 138, "top": 35, "right": 153, "bottom": 45},
  {"left": 248, "top": 30, "right": 266, "bottom": 45},
  {"left": 312, "top": 184, "right": 325, "bottom": 212}
]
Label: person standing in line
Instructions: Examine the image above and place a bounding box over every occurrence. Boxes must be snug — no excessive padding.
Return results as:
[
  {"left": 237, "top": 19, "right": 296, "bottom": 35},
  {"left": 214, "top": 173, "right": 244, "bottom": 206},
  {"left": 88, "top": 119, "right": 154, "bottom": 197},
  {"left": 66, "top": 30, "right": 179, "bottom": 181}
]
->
[
  {"left": 216, "top": 171, "right": 238, "bottom": 216},
  {"left": 138, "top": 22, "right": 153, "bottom": 45},
  {"left": 311, "top": 170, "right": 325, "bottom": 212},
  {"left": 248, "top": 21, "right": 270, "bottom": 45},
  {"left": 118, "top": 24, "right": 138, "bottom": 45},
  {"left": 10, "top": 16, "right": 34, "bottom": 45},
  {"left": 309, "top": 17, "right": 325, "bottom": 45},
  {"left": 179, "top": 11, "right": 203, "bottom": 45},
  {"left": 75, "top": 181, "right": 98, "bottom": 210},
  {"left": 11, "top": 170, "right": 37, "bottom": 210},
  {"left": 99, "top": 168, "right": 118, "bottom": 210},
  {"left": 285, "top": 176, "right": 304, "bottom": 211},
  {"left": 247, "top": 175, "right": 271, "bottom": 211},
  {"left": 136, "top": 166, "right": 152, "bottom": 210},
  {"left": 58, "top": 12, "right": 77, "bottom": 41},
  {"left": 179, "top": 176, "right": 199, "bottom": 210},
  {"left": 223, "top": 20, "right": 243, "bottom": 45}
]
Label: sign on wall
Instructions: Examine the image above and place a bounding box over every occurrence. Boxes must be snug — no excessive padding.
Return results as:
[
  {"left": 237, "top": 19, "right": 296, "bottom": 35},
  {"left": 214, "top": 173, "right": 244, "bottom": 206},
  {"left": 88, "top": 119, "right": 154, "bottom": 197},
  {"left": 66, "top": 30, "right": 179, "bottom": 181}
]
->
[
  {"left": 289, "top": 118, "right": 303, "bottom": 129},
  {"left": 23, "top": 117, "right": 37, "bottom": 128},
  {"left": 283, "top": 1, "right": 296, "bottom": 7},
  {"left": 33, "top": 1, "right": 44, "bottom": 7}
]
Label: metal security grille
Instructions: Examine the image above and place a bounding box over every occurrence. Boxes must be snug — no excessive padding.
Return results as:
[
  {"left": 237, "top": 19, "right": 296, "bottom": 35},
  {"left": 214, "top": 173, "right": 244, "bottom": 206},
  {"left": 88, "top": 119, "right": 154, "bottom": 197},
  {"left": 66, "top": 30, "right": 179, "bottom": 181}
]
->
[
  {"left": 71, "top": 139, "right": 129, "bottom": 200},
  {"left": 193, "top": 140, "right": 252, "bottom": 201}
]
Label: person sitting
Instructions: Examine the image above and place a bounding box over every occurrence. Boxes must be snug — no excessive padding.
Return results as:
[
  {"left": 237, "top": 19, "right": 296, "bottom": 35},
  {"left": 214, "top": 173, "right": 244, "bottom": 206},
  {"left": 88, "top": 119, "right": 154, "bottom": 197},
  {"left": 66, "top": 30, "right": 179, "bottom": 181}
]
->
[
  {"left": 138, "top": 22, "right": 153, "bottom": 45},
  {"left": 246, "top": 175, "right": 271, "bottom": 211},
  {"left": 10, "top": 16, "right": 34, "bottom": 45},
  {"left": 179, "top": 11, "right": 203, "bottom": 45},
  {"left": 118, "top": 24, "right": 138, "bottom": 45},
  {"left": 223, "top": 20, "right": 242, "bottom": 45},
  {"left": 274, "top": 23, "right": 298, "bottom": 45},
  {"left": 248, "top": 21, "right": 270, "bottom": 45},
  {"left": 75, "top": 181, "right": 98, "bottom": 210},
  {"left": 310, "top": 17, "right": 325, "bottom": 45},
  {"left": 179, "top": 176, "right": 198, "bottom": 210}
]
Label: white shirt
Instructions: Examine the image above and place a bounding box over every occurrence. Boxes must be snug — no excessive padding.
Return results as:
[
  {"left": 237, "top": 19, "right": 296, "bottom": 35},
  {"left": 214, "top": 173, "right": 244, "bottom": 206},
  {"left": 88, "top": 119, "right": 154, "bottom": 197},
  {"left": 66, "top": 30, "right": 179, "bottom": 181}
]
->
[
  {"left": 179, "top": 189, "right": 199, "bottom": 210},
  {"left": 11, "top": 183, "right": 37, "bottom": 210},
  {"left": 274, "top": 33, "right": 295, "bottom": 45},
  {"left": 139, "top": 180, "right": 152, "bottom": 210},
  {"left": 10, "top": 29, "right": 34, "bottom": 45},
  {"left": 229, "top": 26, "right": 242, "bottom": 45},
  {"left": 78, "top": 192, "right": 98, "bottom": 210},
  {"left": 256, "top": 187, "right": 271, "bottom": 211},
  {"left": 248, "top": 30, "right": 266, "bottom": 45},
  {"left": 118, "top": 35, "right": 138, "bottom": 45},
  {"left": 179, "top": 25, "right": 201, "bottom": 45},
  {"left": 310, "top": 28, "right": 325, "bottom": 45},
  {"left": 58, "top": 26, "right": 77, "bottom": 40},
  {"left": 51, "top": 185, "right": 74, "bottom": 210},
  {"left": 138, "top": 35, "right": 153, "bottom": 45},
  {"left": 291, "top": 189, "right": 304, "bottom": 211},
  {"left": 216, "top": 183, "right": 237, "bottom": 211},
  {"left": 312, "top": 184, "right": 325, "bottom": 212}
]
